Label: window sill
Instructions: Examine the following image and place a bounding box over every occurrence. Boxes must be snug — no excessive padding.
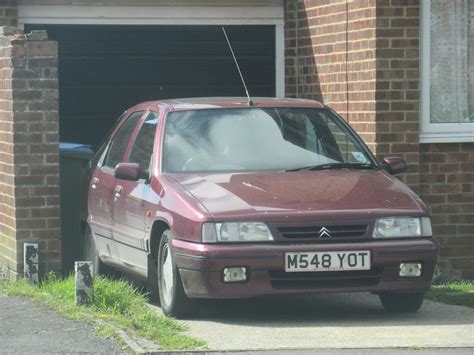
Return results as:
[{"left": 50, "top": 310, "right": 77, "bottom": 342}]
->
[{"left": 420, "top": 132, "right": 474, "bottom": 144}]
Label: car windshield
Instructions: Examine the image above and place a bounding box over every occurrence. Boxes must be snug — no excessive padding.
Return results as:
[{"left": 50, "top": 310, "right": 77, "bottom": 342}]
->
[{"left": 163, "top": 107, "right": 375, "bottom": 173}]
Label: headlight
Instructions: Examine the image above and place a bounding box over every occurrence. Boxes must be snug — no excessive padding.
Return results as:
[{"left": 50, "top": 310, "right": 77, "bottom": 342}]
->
[
  {"left": 373, "top": 217, "right": 432, "bottom": 238},
  {"left": 202, "top": 222, "right": 274, "bottom": 243}
]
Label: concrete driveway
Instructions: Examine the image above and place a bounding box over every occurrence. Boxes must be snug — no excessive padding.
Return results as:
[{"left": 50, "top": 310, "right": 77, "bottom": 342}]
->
[{"left": 150, "top": 293, "right": 474, "bottom": 351}]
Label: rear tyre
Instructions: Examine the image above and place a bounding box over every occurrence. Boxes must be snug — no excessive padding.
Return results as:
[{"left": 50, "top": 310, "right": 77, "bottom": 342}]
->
[
  {"left": 157, "top": 230, "right": 198, "bottom": 318},
  {"left": 379, "top": 292, "right": 424, "bottom": 313},
  {"left": 82, "top": 226, "right": 111, "bottom": 277}
]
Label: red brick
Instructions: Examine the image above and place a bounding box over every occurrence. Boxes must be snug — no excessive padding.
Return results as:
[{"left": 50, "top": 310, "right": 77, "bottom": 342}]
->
[{"left": 0, "top": 33, "right": 61, "bottom": 276}]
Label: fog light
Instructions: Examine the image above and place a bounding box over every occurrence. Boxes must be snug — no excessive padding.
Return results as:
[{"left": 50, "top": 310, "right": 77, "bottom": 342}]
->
[
  {"left": 222, "top": 267, "right": 247, "bottom": 283},
  {"left": 399, "top": 263, "right": 422, "bottom": 277}
]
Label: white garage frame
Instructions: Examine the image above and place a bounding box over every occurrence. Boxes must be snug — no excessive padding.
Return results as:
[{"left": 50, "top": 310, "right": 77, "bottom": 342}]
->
[{"left": 18, "top": 3, "right": 285, "bottom": 97}]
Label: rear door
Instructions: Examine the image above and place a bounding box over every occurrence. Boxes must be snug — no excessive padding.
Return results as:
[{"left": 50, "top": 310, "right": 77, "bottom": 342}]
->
[
  {"left": 112, "top": 111, "right": 159, "bottom": 270},
  {"left": 88, "top": 110, "right": 144, "bottom": 261}
]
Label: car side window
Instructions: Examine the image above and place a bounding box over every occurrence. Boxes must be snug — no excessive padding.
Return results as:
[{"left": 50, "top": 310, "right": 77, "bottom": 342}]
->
[
  {"left": 128, "top": 111, "right": 159, "bottom": 172},
  {"left": 320, "top": 111, "right": 367, "bottom": 164},
  {"left": 104, "top": 111, "right": 144, "bottom": 169}
]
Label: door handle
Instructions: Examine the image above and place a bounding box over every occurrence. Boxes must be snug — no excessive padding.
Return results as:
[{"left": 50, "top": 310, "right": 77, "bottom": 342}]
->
[
  {"left": 114, "top": 185, "right": 123, "bottom": 199},
  {"left": 91, "top": 177, "right": 99, "bottom": 189}
]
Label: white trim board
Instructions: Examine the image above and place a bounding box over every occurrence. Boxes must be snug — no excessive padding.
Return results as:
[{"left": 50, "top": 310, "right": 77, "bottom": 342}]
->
[
  {"left": 18, "top": 4, "right": 285, "bottom": 97},
  {"left": 18, "top": 5, "right": 284, "bottom": 25}
]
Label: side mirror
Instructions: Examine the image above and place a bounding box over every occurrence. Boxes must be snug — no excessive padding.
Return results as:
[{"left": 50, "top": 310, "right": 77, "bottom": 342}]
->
[
  {"left": 382, "top": 157, "right": 407, "bottom": 175},
  {"left": 114, "top": 162, "right": 141, "bottom": 181}
]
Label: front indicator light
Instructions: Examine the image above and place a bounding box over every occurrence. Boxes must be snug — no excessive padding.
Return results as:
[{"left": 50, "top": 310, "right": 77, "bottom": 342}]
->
[
  {"left": 222, "top": 267, "right": 247, "bottom": 283},
  {"left": 399, "top": 263, "right": 422, "bottom": 277}
]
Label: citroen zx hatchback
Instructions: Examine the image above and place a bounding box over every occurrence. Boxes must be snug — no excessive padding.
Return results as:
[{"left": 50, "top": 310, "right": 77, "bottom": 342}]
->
[{"left": 84, "top": 98, "right": 438, "bottom": 317}]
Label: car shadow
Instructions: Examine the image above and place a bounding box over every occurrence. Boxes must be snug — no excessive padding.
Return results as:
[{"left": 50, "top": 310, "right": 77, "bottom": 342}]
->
[
  {"left": 119, "top": 272, "right": 473, "bottom": 327},
  {"left": 188, "top": 292, "right": 474, "bottom": 327}
]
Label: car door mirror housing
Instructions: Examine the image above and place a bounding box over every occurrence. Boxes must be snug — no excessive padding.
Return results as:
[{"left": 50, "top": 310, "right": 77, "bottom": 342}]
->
[
  {"left": 382, "top": 157, "right": 407, "bottom": 175},
  {"left": 114, "top": 162, "right": 141, "bottom": 181}
]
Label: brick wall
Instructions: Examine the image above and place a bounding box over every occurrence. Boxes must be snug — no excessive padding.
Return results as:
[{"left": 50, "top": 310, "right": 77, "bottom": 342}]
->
[
  {"left": 285, "top": 0, "right": 378, "bottom": 151},
  {"left": 285, "top": 0, "right": 473, "bottom": 280},
  {"left": 0, "top": 1, "right": 17, "bottom": 27},
  {"left": 0, "top": 27, "right": 61, "bottom": 279},
  {"left": 374, "top": 0, "right": 420, "bottom": 189},
  {"left": 420, "top": 143, "right": 474, "bottom": 280},
  {"left": 285, "top": 0, "right": 420, "bottom": 186}
]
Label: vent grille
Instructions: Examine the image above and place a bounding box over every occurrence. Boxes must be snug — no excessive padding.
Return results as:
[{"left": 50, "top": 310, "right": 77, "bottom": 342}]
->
[{"left": 278, "top": 225, "right": 368, "bottom": 240}]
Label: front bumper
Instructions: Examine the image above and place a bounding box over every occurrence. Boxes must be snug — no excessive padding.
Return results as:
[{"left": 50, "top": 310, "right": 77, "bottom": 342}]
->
[{"left": 173, "top": 238, "right": 438, "bottom": 299}]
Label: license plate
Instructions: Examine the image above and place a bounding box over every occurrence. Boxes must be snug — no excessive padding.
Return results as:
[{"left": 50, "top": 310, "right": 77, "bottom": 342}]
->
[{"left": 285, "top": 250, "right": 371, "bottom": 272}]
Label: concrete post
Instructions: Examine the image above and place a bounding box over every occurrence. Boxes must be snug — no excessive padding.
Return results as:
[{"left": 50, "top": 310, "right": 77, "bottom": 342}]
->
[
  {"left": 75, "top": 261, "right": 93, "bottom": 306},
  {"left": 24, "top": 243, "right": 39, "bottom": 285}
]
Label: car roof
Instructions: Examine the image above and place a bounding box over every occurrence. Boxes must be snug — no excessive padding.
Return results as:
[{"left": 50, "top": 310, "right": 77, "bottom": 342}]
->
[{"left": 149, "top": 97, "right": 325, "bottom": 111}]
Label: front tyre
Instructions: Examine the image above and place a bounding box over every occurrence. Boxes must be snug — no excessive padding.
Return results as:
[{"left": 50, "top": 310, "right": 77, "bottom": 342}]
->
[
  {"left": 157, "top": 230, "right": 198, "bottom": 318},
  {"left": 379, "top": 292, "right": 425, "bottom": 313}
]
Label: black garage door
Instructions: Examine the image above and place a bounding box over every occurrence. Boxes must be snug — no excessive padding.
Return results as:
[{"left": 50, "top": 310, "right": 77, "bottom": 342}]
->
[{"left": 25, "top": 25, "right": 276, "bottom": 146}]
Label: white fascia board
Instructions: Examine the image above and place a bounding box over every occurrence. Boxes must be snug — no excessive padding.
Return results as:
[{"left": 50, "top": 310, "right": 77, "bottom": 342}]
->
[{"left": 18, "top": 5, "right": 284, "bottom": 25}]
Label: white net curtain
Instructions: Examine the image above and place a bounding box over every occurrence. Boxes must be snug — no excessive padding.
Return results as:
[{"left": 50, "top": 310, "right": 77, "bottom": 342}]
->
[{"left": 430, "top": 0, "right": 474, "bottom": 123}]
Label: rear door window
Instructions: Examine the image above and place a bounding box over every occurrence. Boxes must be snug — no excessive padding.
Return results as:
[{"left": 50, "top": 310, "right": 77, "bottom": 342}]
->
[{"left": 103, "top": 111, "right": 144, "bottom": 170}]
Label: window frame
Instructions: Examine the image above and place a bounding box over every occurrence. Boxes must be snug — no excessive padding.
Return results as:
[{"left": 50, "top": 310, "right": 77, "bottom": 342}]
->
[
  {"left": 127, "top": 111, "right": 160, "bottom": 176},
  {"left": 420, "top": 0, "right": 474, "bottom": 143},
  {"left": 101, "top": 110, "right": 145, "bottom": 172}
]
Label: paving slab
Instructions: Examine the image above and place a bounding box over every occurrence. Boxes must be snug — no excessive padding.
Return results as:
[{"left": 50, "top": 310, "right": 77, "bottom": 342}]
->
[
  {"left": 0, "top": 295, "right": 123, "bottom": 354},
  {"left": 151, "top": 293, "right": 474, "bottom": 351}
]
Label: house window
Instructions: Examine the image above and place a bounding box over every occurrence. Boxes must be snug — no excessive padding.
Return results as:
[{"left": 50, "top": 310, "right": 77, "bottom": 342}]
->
[{"left": 420, "top": 0, "right": 474, "bottom": 143}]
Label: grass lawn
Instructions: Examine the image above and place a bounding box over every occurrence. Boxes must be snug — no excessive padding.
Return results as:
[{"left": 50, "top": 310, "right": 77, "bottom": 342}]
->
[
  {"left": 0, "top": 274, "right": 206, "bottom": 350},
  {"left": 426, "top": 282, "right": 474, "bottom": 308}
]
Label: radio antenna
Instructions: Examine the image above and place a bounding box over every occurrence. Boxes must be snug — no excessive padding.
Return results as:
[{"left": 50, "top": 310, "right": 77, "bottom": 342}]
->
[{"left": 222, "top": 27, "right": 253, "bottom": 106}]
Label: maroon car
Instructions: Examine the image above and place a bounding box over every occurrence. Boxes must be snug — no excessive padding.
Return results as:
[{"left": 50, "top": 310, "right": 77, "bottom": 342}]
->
[{"left": 83, "top": 97, "right": 438, "bottom": 318}]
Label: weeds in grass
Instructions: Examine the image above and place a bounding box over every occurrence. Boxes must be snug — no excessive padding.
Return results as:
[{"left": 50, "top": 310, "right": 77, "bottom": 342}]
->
[
  {"left": 426, "top": 282, "right": 474, "bottom": 308},
  {"left": 0, "top": 274, "right": 206, "bottom": 350}
]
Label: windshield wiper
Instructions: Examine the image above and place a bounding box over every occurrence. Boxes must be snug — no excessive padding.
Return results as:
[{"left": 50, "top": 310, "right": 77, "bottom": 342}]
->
[{"left": 284, "top": 163, "right": 379, "bottom": 172}]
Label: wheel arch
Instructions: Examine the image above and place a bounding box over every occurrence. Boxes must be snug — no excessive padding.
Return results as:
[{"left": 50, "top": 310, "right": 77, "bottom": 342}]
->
[
  {"left": 147, "top": 218, "right": 171, "bottom": 302},
  {"left": 148, "top": 219, "right": 171, "bottom": 261}
]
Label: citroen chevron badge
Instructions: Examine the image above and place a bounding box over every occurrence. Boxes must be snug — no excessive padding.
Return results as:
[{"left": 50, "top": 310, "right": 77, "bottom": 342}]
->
[{"left": 318, "top": 227, "right": 332, "bottom": 238}]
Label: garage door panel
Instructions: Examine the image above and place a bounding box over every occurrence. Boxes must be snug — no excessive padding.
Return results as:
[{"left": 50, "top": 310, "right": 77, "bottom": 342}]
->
[
  {"left": 60, "top": 83, "right": 275, "bottom": 116},
  {"left": 25, "top": 24, "right": 276, "bottom": 146},
  {"left": 60, "top": 115, "right": 118, "bottom": 147},
  {"left": 47, "top": 25, "right": 274, "bottom": 40},
  {"left": 59, "top": 88, "right": 152, "bottom": 116},
  {"left": 52, "top": 25, "right": 274, "bottom": 58},
  {"left": 59, "top": 38, "right": 274, "bottom": 57},
  {"left": 59, "top": 58, "right": 273, "bottom": 86}
]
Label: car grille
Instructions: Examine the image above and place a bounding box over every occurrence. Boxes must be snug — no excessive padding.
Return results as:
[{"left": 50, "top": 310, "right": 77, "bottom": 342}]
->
[
  {"left": 277, "top": 225, "right": 368, "bottom": 241},
  {"left": 269, "top": 268, "right": 382, "bottom": 289}
]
